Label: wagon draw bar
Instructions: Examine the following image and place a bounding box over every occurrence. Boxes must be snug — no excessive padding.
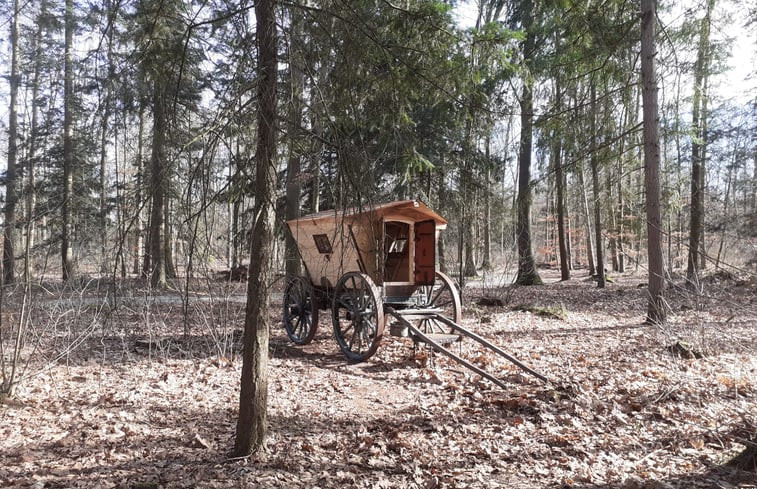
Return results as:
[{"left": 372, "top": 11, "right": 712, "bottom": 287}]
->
[{"left": 385, "top": 307, "right": 550, "bottom": 387}]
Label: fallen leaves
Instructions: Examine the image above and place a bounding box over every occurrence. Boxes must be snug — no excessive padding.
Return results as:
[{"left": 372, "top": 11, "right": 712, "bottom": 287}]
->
[{"left": 1, "top": 272, "right": 755, "bottom": 488}]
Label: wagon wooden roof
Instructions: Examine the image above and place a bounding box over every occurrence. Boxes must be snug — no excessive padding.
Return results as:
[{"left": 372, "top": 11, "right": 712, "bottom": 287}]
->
[{"left": 286, "top": 200, "right": 447, "bottom": 227}]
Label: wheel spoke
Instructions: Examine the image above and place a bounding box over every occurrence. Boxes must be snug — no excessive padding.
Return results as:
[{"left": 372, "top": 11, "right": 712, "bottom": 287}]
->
[
  {"left": 361, "top": 316, "right": 376, "bottom": 338},
  {"left": 335, "top": 296, "right": 353, "bottom": 310},
  {"left": 332, "top": 272, "right": 383, "bottom": 361},
  {"left": 283, "top": 276, "right": 319, "bottom": 345},
  {"left": 340, "top": 320, "right": 354, "bottom": 336},
  {"left": 429, "top": 286, "right": 446, "bottom": 306}
]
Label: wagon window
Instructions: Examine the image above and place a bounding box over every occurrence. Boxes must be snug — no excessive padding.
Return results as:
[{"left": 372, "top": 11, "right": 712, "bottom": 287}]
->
[
  {"left": 313, "top": 234, "right": 332, "bottom": 254},
  {"left": 384, "top": 221, "right": 411, "bottom": 283},
  {"left": 388, "top": 238, "right": 407, "bottom": 253}
]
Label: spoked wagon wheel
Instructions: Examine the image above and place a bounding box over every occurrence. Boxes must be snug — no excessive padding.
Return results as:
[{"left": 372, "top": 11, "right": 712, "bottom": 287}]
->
[
  {"left": 332, "top": 272, "right": 385, "bottom": 362},
  {"left": 283, "top": 275, "right": 319, "bottom": 345},
  {"left": 416, "top": 271, "right": 462, "bottom": 334}
]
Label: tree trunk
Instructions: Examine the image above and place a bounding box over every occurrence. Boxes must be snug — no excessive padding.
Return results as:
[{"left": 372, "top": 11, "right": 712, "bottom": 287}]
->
[
  {"left": 164, "top": 196, "right": 176, "bottom": 279},
  {"left": 617, "top": 117, "right": 626, "bottom": 274},
  {"left": 590, "top": 82, "right": 605, "bottom": 288},
  {"left": 99, "top": 101, "right": 110, "bottom": 274},
  {"left": 233, "top": 0, "right": 277, "bottom": 457},
  {"left": 231, "top": 200, "right": 240, "bottom": 268},
  {"left": 99, "top": 13, "right": 115, "bottom": 274},
  {"left": 285, "top": 7, "right": 305, "bottom": 279},
  {"left": 686, "top": 0, "right": 715, "bottom": 283},
  {"left": 134, "top": 104, "right": 145, "bottom": 275},
  {"left": 148, "top": 82, "right": 166, "bottom": 288},
  {"left": 514, "top": 0, "right": 541, "bottom": 286},
  {"left": 464, "top": 220, "right": 477, "bottom": 277},
  {"left": 698, "top": 74, "right": 710, "bottom": 273},
  {"left": 554, "top": 129, "right": 569, "bottom": 281},
  {"left": 481, "top": 137, "right": 492, "bottom": 270},
  {"left": 25, "top": 9, "right": 45, "bottom": 281},
  {"left": 641, "top": 0, "right": 666, "bottom": 325},
  {"left": 462, "top": 119, "right": 477, "bottom": 278},
  {"left": 114, "top": 115, "right": 126, "bottom": 278},
  {"left": 62, "top": 0, "right": 75, "bottom": 281},
  {"left": 3, "top": 0, "right": 20, "bottom": 285},
  {"left": 578, "top": 163, "right": 595, "bottom": 275},
  {"left": 715, "top": 159, "right": 733, "bottom": 268}
]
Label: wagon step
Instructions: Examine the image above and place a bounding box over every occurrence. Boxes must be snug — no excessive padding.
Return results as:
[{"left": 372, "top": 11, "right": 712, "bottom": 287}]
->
[
  {"left": 385, "top": 307, "right": 550, "bottom": 389},
  {"left": 388, "top": 307, "right": 445, "bottom": 322},
  {"left": 391, "top": 307, "right": 444, "bottom": 315},
  {"left": 412, "top": 332, "right": 461, "bottom": 346}
]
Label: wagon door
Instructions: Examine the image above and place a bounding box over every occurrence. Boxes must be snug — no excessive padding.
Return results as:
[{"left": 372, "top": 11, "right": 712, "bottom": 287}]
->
[{"left": 414, "top": 219, "right": 436, "bottom": 285}]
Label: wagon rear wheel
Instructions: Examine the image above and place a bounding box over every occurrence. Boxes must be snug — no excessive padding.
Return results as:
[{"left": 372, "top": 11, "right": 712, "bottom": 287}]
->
[
  {"left": 416, "top": 271, "right": 462, "bottom": 334},
  {"left": 332, "top": 272, "right": 384, "bottom": 362},
  {"left": 283, "top": 275, "right": 319, "bottom": 345}
]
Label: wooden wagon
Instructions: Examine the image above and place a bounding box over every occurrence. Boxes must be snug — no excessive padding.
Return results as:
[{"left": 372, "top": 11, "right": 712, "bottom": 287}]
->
[
  {"left": 283, "top": 200, "right": 549, "bottom": 387},
  {"left": 283, "top": 200, "right": 461, "bottom": 362}
]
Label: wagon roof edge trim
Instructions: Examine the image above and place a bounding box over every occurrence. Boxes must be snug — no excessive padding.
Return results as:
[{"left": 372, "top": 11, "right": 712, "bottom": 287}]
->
[{"left": 286, "top": 200, "right": 448, "bottom": 227}]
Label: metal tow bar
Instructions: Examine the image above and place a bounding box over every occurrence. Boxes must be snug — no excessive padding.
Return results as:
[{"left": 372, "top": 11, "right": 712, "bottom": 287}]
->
[{"left": 386, "top": 307, "right": 550, "bottom": 388}]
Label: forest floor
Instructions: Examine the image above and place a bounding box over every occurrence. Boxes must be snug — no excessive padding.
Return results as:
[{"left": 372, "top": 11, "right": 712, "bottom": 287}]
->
[{"left": 1, "top": 268, "right": 756, "bottom": 488}]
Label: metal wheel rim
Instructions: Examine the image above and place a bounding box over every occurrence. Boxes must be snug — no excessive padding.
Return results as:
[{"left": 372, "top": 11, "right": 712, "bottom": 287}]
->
[
  {"left": 332, "top": 272, "right": 384, "bottom": 362},
  {"left": 417, "top": 271, "right": 462, "bottom": 334}
]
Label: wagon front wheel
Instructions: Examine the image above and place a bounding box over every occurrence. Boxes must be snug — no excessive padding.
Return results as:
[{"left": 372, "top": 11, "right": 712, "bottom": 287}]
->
[
  {"left": 416, "top": 271, "right": 462, "bottom": 334},
  {"left": 332, "top": 272, "right": 385, "bottom": 362},
  {"left": 283, "top": 275, "right": 319, "bottom": 345}
]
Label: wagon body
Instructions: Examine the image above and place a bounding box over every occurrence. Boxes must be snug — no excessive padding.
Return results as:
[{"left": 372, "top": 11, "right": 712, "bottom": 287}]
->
[
  {"left": 283, "top": 200, "right": 461, "bottom": 362},
  {"left": 286, "top": 200, "right": 447, "bottom": 298}
]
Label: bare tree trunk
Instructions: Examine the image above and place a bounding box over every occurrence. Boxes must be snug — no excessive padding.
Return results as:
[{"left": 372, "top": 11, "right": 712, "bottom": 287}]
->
[
  {"left": 3, "top": 0, "right": 20, "bottom": 285},
  {"left": 482, "top": 137, "right": 492, "bottom": 270},
  {"left": 590, "top": 82, "right": 605, "bottom": 288},
  {"left": 578, "top": 163, "right": 595, "bottom": 275},
  {"left": 134, "top": 105, "right": 145, "bottom": 275},
  {"left": 552, "top": 79, "right": 569, "bottom": 280},
  {"left": 566, "top": 214, "right": 573, "bottom": 270},
  {"left": 231, "top": 201, "right": 240, "bottom": 268},
  {"left": 164, "top": 196, "right": 176, "bottom": 279},
  {"left": 99, "top": 110, "right": 109, "bottom": 273},
  {"left": 25, "top": 10, "right": 45, "bottom": 281},
  {"left": 233, "top": 0, "right": 277, "bottom": 457},
  {"left": 715, "top": 158, "right": 734, "bottom": 268},
  {"left": 114, "top": 117, "right": 126, "bottom": 278},
  {"left": 514, "top": 0, "right": 541, "bottom": 286},
  {"left": 617, "top": 100, "right": 627, "bottom": 274},
  {"left": 687, "top": 0, "right": 715, "bottom": 283},
  {"left": 148, "top": 82, "right": 166, "bottom": 288},
  {"left": 462, "top": 118, "right": 477, "bottom": 278},
  {"left": 62, "top": 0, "right": 75, "bottom": 281},
  {"left": 554, "top": 130, "right": 569, "bottom": 281},
  {"left": 99, "top": 13, "right": 115, "bottom": 274},
  {"left": 464, "top": 218, "right": 477, "bottom": 277},
  {"left": 607, "top": 126, "right": 619, "bottom": 272},
  {"left": 699, "top": 74, "right": 710, "bottom": 272},
  {"left": 285, "top": 7, "right": 304, "bottom": 279},
  {"left": 642, "top": 0, "right": 666, "bottom": 325}
]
